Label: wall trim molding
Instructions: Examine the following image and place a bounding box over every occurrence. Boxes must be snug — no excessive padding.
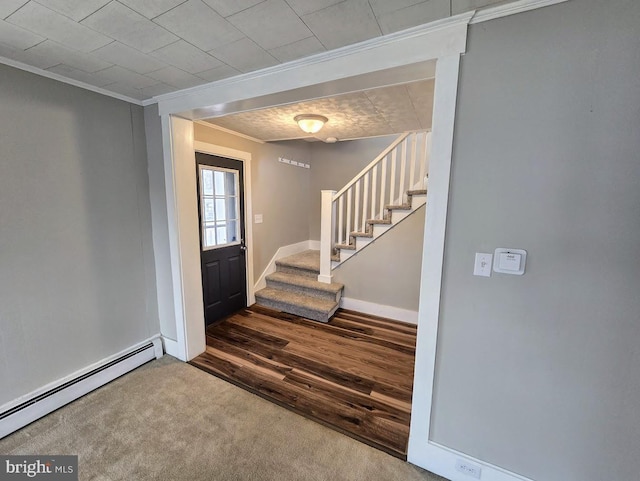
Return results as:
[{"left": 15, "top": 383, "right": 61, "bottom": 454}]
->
[
  {"left": 254, "top": 240, "right": 317, "bottom": 292},
  {"left": 340, "top": 297, "right": 417, "bottom": 324},
  {"left": 0, "top": 335, "right": 162, "bottom": 439},
  {"left": 194, "top": 120, "right": 265, "bottom": 144},
  {"left": 162, "top": 337, "right": 180, "bottom": 358},
  {"left": 415, "top": 442, "right": 534, "bottom": 481},
  {"left": 470, "top": 0, "right": 569, "bottom": 24},
  {"left": 0, "top": 55, "right": 143, "bottom": 106}
]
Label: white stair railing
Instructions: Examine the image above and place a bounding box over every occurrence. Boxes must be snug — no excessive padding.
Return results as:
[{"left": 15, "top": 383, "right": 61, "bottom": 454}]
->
[{"left": 319, "top": 131, "right": 430, "bottom": 283}]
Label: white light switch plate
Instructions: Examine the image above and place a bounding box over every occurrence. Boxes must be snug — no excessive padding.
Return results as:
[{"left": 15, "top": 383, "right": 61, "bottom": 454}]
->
[
  {"left": 473, "top": 253, "right": 493, "bottom": 277},
  {"left": 254, "top": 214, "right": 263, "bottom": 224}
]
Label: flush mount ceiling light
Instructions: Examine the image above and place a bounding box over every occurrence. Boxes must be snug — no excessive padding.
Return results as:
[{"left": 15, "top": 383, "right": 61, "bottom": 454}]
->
[{"left": 294, "top": 114, "right": 328, "bottom": 134}]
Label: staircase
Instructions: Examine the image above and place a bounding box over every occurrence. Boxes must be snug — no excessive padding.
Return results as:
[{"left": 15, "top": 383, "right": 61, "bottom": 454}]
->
[
  {"left": 255, "top": 131, "right": 430, "bottom": 322},
  {"left": 254, "top": 250, "right": 343, "bottom": 323}
]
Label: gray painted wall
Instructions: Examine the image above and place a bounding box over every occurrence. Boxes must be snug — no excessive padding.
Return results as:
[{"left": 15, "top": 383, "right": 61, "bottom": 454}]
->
[
  {"left": 431, "top": 1, "right": 640, "bottom": 480},
  {"left": 194, "top": 124, "right": 312, "bottom": 278},
  {"left": 143, "top": 104, "right": 177, "bottom": 341},
  {"left": 0, "top": 65, "right": 159, "bottom": 406},
  {"left": 333, "top": 205, "right": 424, "bottom": 311}
]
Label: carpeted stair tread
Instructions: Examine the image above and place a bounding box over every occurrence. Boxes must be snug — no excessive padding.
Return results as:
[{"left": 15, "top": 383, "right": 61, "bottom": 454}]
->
[
  {"left": 276, "top": 249, "right": 320, "bottom": 273},
  {"left": 407, "top": 189, "right": 427, "bottom": 195},
  {"left": 266, "top": 272, "right": 344, "bottom": 295},
  {"left": 350, "top": 231, "right": 373, "bottom": 238},
  {"left": 335, "top": 243, "right": 356, "bottom": 250},
  {"left": 254, "top": 287, "right": 338, "bottom": 323}
]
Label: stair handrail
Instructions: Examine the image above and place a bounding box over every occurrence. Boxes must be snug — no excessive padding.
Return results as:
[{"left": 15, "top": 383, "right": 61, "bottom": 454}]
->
[
  {"left": 332, "top": 132, "right": 409, "bottom": 201},
  {"left": 319, "top": 131, "right": 430, "bottom": 284}
]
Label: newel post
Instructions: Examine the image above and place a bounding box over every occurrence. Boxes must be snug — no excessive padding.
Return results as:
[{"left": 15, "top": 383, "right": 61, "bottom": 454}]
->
[{"left": 318, "top": 190, "right": 336, "bottom": 284}]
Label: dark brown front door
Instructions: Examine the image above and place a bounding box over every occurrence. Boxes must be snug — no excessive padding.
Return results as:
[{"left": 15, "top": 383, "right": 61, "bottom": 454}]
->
[{"left": 196, "top": 153, "right": 247, "bottom": 326}]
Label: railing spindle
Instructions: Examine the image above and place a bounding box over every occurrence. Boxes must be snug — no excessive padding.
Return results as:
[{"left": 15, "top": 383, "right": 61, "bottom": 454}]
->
[
  {"left": 409, "top": 132, "right": 417, "bottom": 190},
  {"left": 354, "top": 180, "right": 361, "bottom": 234},
  {"left": 338, "top": 196, "right": 344, "bottom": 244},
  {"left": 419, "top": 132, "right": 427, "bottom": 189},
  {"left": 370, "top": 167, "right": 377, "bottom": 222},
  {"left": 346, "top": 189, "right": 352, "bottom": 237},
  {"left": 399, "top": 139, "right": 407, "bottom": 204},
  {"left": 390, "top": 149, "right": 397, "bottom": 206},
  {"left": 362, "top": 172, "right": 370, "bottom": 231},
  {"left": 379, "top": 156, "right": 387, "bottom": 218}
]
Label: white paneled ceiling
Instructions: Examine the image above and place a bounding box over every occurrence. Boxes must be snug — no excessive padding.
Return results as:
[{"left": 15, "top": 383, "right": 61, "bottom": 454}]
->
[
  {"left": 203, "top": 78, "right": 435, "bottom": 142},
  {"left": 0, "top": 0, "right": 507, "bottom": 101}
]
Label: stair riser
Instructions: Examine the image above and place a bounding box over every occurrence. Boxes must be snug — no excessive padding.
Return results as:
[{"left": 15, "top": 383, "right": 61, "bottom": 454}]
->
[
  {"left": 254, "top": 296, "right": 337, "bottom": 323},
  {"left": 265, "top": 279, "right": 342, "bottom": 302},
  {"left": 275, "top": 264, "right": 319, "bottom": 279}
]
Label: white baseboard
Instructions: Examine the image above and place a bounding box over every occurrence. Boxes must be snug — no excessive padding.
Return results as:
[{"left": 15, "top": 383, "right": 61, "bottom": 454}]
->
[
  {"left": 409, "top": 441, "right": 533, "bottom": 481},
  {"left": 254, "top": 240, "right": 318, "bottom": 291},
  {"left": 0, "top": 335, "right": 162, "bottom": 439},
  {"left": 340, "top": 297, "right": 418, "bottom": 324},
  {"left": 162, "top": 336, "right": 180, "bottom": 358}
]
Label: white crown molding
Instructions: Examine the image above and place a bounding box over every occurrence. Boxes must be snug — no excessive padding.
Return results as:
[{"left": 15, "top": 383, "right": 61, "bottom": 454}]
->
[
  {"left": 470, "top": 0, "right": 569, "bottom": 24},
  {"left": 0, "top": 55, "right": 143, "bottom": 106},
  {"left": 193, "top": 120, "right": 265, "bottom": 144}
]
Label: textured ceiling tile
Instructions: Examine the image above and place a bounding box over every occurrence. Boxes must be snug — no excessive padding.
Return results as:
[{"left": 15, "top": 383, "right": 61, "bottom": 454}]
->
[
  {"left": 209, "top": 37, "right": 278, "bottom": 72},
  {"left": 146, "top": 66, "right": 206, "bottom": 89},
  {"left": 82, "top": 2, "right": 178, "bottom": 53},
  {"left": 150, "top": 40, "right": 222, "bottom": 74},
  {"left": 284, "top": 0, "right": 343, "bottom": 17},
  {"left": 406, "top": 79, "right": 434, "bottom": 129},
  {"left": 154, "top": 0, "right": 243, "bottom": 51},
  {"left": 140, "top": 82, "right": 177, "bottom": 97},
  {"left": 7, "top": 2, "right": 112, "bottom": 52},
  {"left": 0, "top": 1, "right": 28, "bottom": 20},
  {"left": 202, "top": 0, "right": 264, "bottom": 17},
  {"left": 93, "top": 65, "right": 159, "bottom": 88},
  {"left": 268, "top": 36, "right": 325, "bottom": 63},
  {"left": 365, "top": 84, "right": 422, "bottom": 132},
  {"left": 227, "top": 0, "right": 311, "bottom": 50},
  {"left": 35, "top": 0, "right": 111, "bottom": 22},
  {"left": 196, "top": 63, "right": 240, "bottom": 81},
  {"left": 92, "top": 41, "right": 167, "bottom": 74},
  {"left": 46, "top": 63, "right": 115, "bottom": 87},
  {"left": 27, "top": 40, "right": 112, "bottom": 72},
  {"left": 302, "top": 0, "right": 381, "bottom": 50},
  {"left": 102, "top": 81, "right": 147, "bottom": 99},
  {"left": 368, "top": 0, "right": 426, "bottom": 17},
  {"left": 0, "top": 18, "right": 44, "bottom": 50},
  {"left": 452, "top": 0, "right": 506, "bottom": 15},
  {"left": 377, "top": 0, "right": 450, "bottom": 35},
  {"left": 0, "top": 41, "right": 59, "bottom": 69},
  {"left": 118, "top": 0, "right": 188, "bottom": 19},
  {"left": 205, "top": 80, "right": 433, "bottom": 142}
]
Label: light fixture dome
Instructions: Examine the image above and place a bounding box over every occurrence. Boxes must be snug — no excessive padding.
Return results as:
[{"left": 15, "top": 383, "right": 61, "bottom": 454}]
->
[{"left": 294, "top": 114, "right": 328, "bottom": 134}]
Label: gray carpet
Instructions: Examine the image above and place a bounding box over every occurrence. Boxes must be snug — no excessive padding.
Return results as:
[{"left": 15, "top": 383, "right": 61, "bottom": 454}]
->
[{"left": 0, "top": 356, "right": 445, "bottom": 481}]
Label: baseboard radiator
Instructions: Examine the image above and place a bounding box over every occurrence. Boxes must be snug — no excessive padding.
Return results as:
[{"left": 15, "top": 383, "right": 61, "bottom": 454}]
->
[{"left": 0, "top": 337, "right": 163, "bottom": 439}]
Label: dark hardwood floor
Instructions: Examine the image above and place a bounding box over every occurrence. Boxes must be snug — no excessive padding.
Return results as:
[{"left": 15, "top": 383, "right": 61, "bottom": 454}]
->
[{"left": 190, "top": 304, "right": 417, "bottom": 459}]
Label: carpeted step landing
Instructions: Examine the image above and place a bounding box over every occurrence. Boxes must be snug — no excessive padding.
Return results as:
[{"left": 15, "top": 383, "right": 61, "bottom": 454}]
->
[{"left": 255, "top": 250, "right": 344, "bottom": 323}]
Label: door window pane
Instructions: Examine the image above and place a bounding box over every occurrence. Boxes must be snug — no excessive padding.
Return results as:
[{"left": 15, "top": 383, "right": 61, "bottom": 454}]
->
[
  {"left": 199, "top": 165, "right": 241, "bottom": 250},
  {"left": 215, "top": 199, "right": 227, "bottom": 221},
  {"left": 204, "top": 199, "right": 215, "bottom": 222}
]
